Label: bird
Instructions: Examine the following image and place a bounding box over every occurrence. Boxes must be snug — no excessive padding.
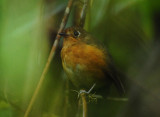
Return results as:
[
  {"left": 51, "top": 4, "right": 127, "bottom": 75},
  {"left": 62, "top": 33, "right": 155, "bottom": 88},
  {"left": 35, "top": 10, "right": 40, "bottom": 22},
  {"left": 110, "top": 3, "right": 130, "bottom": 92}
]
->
[{"left": 59, "top": 26, "right": 125, "bottom": 96}]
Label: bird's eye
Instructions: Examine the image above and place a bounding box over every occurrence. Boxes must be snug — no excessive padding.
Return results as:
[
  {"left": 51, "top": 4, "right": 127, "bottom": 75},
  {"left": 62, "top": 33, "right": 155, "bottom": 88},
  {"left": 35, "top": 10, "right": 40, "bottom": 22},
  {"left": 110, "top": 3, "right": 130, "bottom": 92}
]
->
[{"left": 73, "top": 30, "right": 80, "bottom": 37}]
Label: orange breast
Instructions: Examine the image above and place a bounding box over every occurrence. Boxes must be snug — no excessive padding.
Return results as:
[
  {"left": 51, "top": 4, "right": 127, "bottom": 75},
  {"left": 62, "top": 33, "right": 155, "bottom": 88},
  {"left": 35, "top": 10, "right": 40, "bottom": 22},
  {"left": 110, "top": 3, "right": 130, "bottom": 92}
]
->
[{"left": 61, "top": 38, "right": 110, "bottom": 80}]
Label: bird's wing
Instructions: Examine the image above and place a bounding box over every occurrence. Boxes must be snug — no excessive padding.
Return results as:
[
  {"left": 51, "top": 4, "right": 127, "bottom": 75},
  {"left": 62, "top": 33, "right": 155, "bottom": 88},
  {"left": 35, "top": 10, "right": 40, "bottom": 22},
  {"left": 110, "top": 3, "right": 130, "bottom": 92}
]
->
[{"left": 104, "top": 64, "right": 125, "bottom": 95}]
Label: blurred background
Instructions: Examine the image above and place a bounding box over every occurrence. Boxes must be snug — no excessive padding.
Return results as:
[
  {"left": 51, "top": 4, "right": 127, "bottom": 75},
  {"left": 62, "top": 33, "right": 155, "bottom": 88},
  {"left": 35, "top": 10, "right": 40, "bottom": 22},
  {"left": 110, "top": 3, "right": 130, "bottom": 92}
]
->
[{"left": 0, "top": 0, "right": 160, "bottom": 117}]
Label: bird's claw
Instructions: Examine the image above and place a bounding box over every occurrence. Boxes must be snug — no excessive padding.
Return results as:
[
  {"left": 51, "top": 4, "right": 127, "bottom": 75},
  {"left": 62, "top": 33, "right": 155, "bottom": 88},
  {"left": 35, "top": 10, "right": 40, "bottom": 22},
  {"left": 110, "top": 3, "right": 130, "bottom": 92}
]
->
[
  {"left": 78, "top": 89, "right": 90, "bottom": 98},
  {"left": 72, "top": 83, "right": 96, "bottom": 99}
]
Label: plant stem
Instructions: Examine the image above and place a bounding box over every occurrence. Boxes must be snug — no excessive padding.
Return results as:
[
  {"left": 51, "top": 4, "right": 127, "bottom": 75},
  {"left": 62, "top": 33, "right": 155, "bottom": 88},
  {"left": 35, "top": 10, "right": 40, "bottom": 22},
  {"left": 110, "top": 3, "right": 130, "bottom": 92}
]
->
[
  {"left": 23, "top": 0, "right": 74, "bottom": 117},
  {"left": 81, "top": 92, "right": 88, "bottom": 117}
]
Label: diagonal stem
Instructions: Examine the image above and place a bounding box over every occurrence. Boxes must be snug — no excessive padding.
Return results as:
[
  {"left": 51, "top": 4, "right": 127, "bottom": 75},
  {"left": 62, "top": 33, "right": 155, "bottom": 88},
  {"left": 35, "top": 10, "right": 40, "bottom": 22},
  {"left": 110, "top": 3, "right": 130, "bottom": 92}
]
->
[{"left": 24, "top": 0, "right": 74, "bottom": 117}]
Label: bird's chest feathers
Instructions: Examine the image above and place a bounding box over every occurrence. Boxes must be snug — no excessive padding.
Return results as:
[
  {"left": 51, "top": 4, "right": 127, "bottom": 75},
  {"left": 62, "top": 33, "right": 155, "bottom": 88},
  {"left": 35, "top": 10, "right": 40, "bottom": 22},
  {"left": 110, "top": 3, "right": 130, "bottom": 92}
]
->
[
  {"left": 61, "top": 44, "right": 87, "bottom": 74},
  {"left": 61, "top": 41, "right": 109, "bottom": 88},
  {"left": 61, "top": 42, "right": 108, "bottom": 75}
]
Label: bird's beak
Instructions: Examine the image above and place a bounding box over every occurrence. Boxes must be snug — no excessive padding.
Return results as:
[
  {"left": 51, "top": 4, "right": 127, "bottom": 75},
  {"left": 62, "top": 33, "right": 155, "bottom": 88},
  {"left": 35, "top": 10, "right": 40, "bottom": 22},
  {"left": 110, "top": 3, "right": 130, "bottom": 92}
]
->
[{"left": 59, "top": 32, "right": 68, "bottom": 37}]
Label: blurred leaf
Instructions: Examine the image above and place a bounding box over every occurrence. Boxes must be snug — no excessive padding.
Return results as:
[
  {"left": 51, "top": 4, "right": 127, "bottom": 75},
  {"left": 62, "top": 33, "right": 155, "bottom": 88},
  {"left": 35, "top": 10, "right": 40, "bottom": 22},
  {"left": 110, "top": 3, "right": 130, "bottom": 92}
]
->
[{"left": 0, "top": 0, "right": 50, "bottom": 114}]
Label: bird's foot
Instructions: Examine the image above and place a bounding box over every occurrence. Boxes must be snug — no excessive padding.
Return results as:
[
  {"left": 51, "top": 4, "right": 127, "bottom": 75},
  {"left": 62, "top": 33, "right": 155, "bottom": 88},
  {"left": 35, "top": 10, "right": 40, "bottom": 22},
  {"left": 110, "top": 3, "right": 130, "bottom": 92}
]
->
[
  {"left": 72, "top": 84, "right": 103, "bottom": 103},
  {"left": 78, "top": 83, "right": 96, "bottom": 98},
  {"left": 72, "top": 83, "right": 96, "bottom": 98},
  {"left": 78, "top": 89, "right": 89, "bottom": 98},
  {"left": 88, "top": 93, "right": 98, "bottom": 103}
]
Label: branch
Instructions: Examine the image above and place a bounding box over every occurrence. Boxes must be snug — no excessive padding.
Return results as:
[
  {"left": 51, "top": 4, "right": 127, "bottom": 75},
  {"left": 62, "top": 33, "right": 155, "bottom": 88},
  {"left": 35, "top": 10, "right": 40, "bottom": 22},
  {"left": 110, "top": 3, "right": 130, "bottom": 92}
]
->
[
  {"left": 74, "top": 0, "right": 90, "bottom": 27},
  {"left": 89, "top": 94, "right": 128, "bottom": 102},
  {"left": 80, "top": 90, "right": 88, "bottom": 117},
  {"left": 24, "top": 0, "right": 74, "bottom": 117},
  {"left": 106, "top": 97, "right": 128, "bottom": 102}
]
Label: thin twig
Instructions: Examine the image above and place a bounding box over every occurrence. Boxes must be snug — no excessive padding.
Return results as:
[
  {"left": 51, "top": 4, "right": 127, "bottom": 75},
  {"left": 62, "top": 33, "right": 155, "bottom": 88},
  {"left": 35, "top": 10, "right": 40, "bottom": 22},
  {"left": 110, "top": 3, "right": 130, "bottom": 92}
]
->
[
  {"left": 24, "top": 0, "right": 74, "bottom": 117},
  {"left": 80, "top": 0, "right": 89, "bottom": 27},
  {"left": 89, "top": 93, "right": 128, "bottom": 102},
  {"left": 74, "top": 0, "right": 90, "bottom": 27},
  {"left": 80, "top": 90, "right": 88, "bottom": 117},
  {"left": 106, "top": 97, "right": 128, "bottom": 102}
]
